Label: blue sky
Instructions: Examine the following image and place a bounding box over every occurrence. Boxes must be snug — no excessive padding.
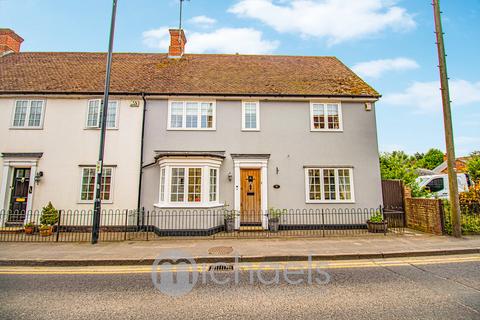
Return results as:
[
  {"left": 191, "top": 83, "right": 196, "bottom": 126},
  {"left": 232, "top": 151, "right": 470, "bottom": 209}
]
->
[{"left": 1, "top": 0, "right": 479, "bottom": 156}]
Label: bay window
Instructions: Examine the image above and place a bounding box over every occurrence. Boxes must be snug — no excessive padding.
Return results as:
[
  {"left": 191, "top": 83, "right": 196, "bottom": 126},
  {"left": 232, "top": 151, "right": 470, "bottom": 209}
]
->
[
  {"left": 156, "top": 158, "right": 222, "bottom": 207},
  {"left": 305, "top": 167, "right": 354, "bottom": 203}
]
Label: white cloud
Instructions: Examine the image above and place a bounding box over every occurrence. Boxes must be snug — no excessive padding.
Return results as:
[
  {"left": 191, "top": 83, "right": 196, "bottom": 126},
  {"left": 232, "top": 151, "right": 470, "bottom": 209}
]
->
[
  {"left": 189, "top": 15, "right": 217, "bottom": 28},
  {"left": 455, "top": 136, "right": 480, "bottom": 156},
  {"left": 229, "top": 0, "right": 416, "bottom": 45},
  {"left": 142, "top": 26, "right": 279, "bottom": 54},
  {"left": 383, "top": 79, "right": 480, "bottom": 113},
  {"left": 352, "top": 57, "right": 419, "bottom": 78}
]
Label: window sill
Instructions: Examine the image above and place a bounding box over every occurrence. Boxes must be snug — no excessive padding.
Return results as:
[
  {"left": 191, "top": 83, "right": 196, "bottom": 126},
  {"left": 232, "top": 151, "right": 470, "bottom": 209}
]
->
[
  {"left": 167, "top": 128, "right": 216, "bottom": 131},
  {"left": 78, "top": 200, "right": 114, "bottom": 204},
  {"left": 306, "top": 200, "right": 355, "bottom": 204},
  {"left": 9, "top": 127, "right": 44, "bottom": 130},
  {"left": 84, "top": 127, "right": 119, "bottom": 131},
  {"left": 310, "top": 129, "right": 343, "bottom": 132},
  {"left": 154, "top": 202, "right": 225, "bottom": 209},
  {"left": 241, "top": 128, "right": 260, "bottom": 132}
]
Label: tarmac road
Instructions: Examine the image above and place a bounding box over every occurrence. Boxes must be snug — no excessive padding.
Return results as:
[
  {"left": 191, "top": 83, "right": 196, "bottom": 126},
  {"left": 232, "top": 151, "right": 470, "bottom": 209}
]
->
[{"left": 0, "top": 255, "right": 479, "bottom": 320}]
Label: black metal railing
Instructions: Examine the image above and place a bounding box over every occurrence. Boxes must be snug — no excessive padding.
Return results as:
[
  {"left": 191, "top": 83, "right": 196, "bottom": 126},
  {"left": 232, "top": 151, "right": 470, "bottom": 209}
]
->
[{"left": 0, "top": 207, "right": 405, "bottom": 242}]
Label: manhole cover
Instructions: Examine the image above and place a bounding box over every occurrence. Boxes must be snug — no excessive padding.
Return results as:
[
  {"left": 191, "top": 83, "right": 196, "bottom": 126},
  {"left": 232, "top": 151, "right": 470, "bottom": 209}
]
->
[{"left": 208, "top": 246, "right": 234, "bottom": 255}]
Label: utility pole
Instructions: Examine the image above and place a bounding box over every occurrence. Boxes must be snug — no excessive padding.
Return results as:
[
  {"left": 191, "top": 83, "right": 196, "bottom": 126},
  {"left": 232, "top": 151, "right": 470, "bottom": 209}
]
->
[
  {"left": 92, "top": 0, "right": 118, "bottom": 244},
  {"left": 432, "top": 0, "right": 461, "bottom": 237}
]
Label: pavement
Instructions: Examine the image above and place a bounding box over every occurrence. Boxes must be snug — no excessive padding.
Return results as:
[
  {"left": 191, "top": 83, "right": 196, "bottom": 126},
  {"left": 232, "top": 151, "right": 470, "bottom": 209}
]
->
[
  {"left": 1, "top": 255, "right": 479, "bottom": 319},
  {"left": 1, "top": 231, "right": 480, "bottom": 266}
]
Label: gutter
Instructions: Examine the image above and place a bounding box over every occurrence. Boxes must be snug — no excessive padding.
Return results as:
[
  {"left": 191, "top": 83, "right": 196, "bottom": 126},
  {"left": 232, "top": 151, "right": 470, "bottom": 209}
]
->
[{"left": 137, "top": 93, "right": 147, "bottom": 212}]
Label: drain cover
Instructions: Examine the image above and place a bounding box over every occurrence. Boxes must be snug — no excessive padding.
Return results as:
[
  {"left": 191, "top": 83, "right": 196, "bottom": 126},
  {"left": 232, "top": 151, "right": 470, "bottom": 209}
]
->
[
  {"left": 208, "top": 264, "right": 234, "bottom": 272},
  {"left": 208, "top": 246, "right": 234, "bottom": 255}
]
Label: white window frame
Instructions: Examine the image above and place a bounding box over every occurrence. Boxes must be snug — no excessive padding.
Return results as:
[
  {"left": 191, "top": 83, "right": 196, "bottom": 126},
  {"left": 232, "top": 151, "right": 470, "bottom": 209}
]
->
[
  {"left": 309, "top": 102, "right": 343, "bottom": 132},
  {"left": 241, "top": 101, "right": 260, "bottom": 131},
  {"left": 78, "top": 166, "right": 115, "bottom": 204},
  {"left": 304, "top": 167, "right": 355, "bottom": 203},
  {"left": 85, "top": 99, "right": 119, "bottom": 129},
  {"left": 10, "top": 100, "right": 46, "bottom": 129},
  {"left": 167, "top": 100, "right": 216, "bottom": 130},
  {"left": 155, "top": 158, "right": 222, "bottom": 208}
]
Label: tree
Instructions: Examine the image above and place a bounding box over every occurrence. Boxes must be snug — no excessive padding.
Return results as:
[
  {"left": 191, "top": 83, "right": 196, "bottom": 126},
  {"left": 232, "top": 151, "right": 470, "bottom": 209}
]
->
[
  {"left": 380, "top": 151, "right": 417, "bottom": 185},
  {"left": 467, "top": 151, "right": 480, "bottom": 182},
  {"left": 379, "top": 151, "right": 431, "bottom": 197},
  {"left": 416, "top": 148, "right": 444, "bottom": 170}
]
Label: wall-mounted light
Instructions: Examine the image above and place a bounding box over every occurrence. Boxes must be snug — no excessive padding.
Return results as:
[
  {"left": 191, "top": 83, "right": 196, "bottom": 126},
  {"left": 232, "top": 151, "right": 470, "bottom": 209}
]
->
[
  {"left": 276, "top": 167, "right": 280, "bottom": 175},
  {"left": 228, "top": 172, "right": 233, "bottom": 181},
  {"left": 34, "top": 171, "right": 44, "bottom": 184}
]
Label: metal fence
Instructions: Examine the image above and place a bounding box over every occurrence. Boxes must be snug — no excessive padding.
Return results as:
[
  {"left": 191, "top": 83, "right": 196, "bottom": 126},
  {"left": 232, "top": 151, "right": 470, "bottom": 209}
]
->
[{"left": 0, "top": 207, "right": 405, "bottom": 242}]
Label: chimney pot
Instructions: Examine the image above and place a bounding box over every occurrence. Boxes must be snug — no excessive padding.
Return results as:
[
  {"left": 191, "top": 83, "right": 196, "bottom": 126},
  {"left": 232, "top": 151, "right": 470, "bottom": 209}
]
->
[
  {"left": 168, "top": 29, "right": 186, "bottom": 58},
  {"left": 0, "top": 29, "right": 24, "bottom": 55}
]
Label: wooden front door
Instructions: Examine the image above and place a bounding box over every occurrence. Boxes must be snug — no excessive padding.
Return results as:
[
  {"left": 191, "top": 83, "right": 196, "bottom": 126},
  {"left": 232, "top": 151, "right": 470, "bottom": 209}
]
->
[
  {"left": 240, "top": 169, "right": 261, "bottom": 225},
  {"left": 8, "top": 168, "right": 31, "bottom": 222}
]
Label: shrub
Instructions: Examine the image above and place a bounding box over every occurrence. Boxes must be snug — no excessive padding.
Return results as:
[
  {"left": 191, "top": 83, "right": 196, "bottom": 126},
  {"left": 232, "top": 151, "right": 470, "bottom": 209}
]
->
[
  {"left": 443, "top": 199, "right": 480, "bottom": 235},
  {"left": 40, "top": 202, "right": 59, "bottom": 226},
  {"left": 466, "top": 151, "right": 480, "bottom": 182},
  {"left": 368, "top": 210, "right": 384, "bottom": 223}
]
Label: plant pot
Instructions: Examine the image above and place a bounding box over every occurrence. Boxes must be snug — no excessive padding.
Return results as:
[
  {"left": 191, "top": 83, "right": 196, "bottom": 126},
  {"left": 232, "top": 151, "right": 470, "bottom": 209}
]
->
[
  {"left": 225, "top": 218, "right": 235, "bottom": 233},
  {"left": 24, "top": 226, "right": 35, "bottom": 235},
  {"left": 367, "top": 220, "right": 388, "bottom": 234},
  {"left": 269, "top": 218, "right": 280, "bottom": 232},
  {"left": 40, "top": 226, "right": 53, "bottom": 237}
]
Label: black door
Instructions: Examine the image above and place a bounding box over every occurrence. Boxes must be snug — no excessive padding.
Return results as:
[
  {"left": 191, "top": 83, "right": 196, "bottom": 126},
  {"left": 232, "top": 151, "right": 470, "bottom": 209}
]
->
[{"left": 8, "top": 168, "right": 31, "bottom": 223}]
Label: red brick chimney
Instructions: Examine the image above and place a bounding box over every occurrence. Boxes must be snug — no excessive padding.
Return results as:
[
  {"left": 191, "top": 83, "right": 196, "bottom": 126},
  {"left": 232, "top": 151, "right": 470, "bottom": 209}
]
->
[
  {"left": 0, "top": 29, "right": 24, "bottom": 55},
  {"left": 168, "top": 29, "right": 186, "bottom": 58}
]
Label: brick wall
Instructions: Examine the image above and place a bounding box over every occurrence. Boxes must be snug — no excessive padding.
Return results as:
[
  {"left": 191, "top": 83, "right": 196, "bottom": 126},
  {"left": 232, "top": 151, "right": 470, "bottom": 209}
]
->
[{"left": 404, "top": 190, "right": 444, "bottom": 235}]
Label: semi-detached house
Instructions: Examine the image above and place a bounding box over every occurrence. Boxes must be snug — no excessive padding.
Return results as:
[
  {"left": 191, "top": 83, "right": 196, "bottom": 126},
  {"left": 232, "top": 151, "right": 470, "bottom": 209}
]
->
[{"left": 0, "top": 28, "right": 382, "bottom": 232}]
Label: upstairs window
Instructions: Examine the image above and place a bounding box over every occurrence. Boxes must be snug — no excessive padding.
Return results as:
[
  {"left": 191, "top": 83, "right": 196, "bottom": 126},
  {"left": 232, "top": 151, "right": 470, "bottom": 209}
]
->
[
  {"left": 11, "top": 100, "right": 45, "bottom": 129},
  {"left": 168, "top": 101, "right": 215, "bottom": 130},
  {"left": 86, "top": 99, "right": 118, "bottom": 129},
  {"left": 242, "top": 101, "right": 260, "bottom": 131},
  {"left": 310, "top": 102, "right": 342, "bottom": 131},
  {"left": 305, "top": 167, "right": 354, "bottom": 203}
]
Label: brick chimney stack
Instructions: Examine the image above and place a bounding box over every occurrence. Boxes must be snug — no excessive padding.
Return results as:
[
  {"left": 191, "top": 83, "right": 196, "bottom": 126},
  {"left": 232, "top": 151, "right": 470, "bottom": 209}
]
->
[
  {"left": 0, "top": 29, "right": 24, "bottom": 55},
  {"left": 168, "top": 29, "right": 186, "bottom": 58}
]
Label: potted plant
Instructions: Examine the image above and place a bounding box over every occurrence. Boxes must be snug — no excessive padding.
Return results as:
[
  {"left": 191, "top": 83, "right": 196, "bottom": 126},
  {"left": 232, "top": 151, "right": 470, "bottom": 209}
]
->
[
  {"left": 367, "top": 211, "right": 388, "bottom": 233},
  {"left": 223, "top": 208, "right": 237, "bottom": 233},
  {"left": 39, "top": 224, "right": 53, "bottom": 236},
  {"left": 24, "top": 222, "right": 35, "bottom": 235},
  {"left": 268, "top": 208, "right": 286, "bottom": 232},
  {"left": 39, "top": 202, "right": 59, "bottom": 237}
]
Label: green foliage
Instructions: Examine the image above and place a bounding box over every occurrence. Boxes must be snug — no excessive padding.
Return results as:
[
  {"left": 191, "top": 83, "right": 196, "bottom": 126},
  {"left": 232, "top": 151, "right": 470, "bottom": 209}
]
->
[
  {"left": 380, "top": 150, "right": 439, "bottom": 198},
  {"left": 443, "top": 199, "right": 480, "bottom": 235},
  {"left": 415, "top": 148, "right": 444, "bottom": 170},
  {"left": 369, "top": 211, "right": 384, "bottom": 223},
  {"left": 269, "top": 207, "right": 287, "bottom": 219},
  {"left": 466, "top": 151, "right": 480, "bottom": 182},
  {"left": 24, "top": 222, "right": 34, "bottom": 228},
  {"left": 40, "top": 202, "right": 59, "bottom": 226}
]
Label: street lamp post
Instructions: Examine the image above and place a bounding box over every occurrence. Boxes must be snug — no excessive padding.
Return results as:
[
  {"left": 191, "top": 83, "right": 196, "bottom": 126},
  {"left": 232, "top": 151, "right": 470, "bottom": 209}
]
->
[{"left": 92, "top": 0, "right": 118, "bottom": 244}]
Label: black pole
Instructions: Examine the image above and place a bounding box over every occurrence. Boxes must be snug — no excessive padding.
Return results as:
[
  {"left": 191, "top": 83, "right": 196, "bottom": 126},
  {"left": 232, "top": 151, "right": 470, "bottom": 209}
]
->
[{"left": 92, "top": 0, "right": 118, "bottom": 244}]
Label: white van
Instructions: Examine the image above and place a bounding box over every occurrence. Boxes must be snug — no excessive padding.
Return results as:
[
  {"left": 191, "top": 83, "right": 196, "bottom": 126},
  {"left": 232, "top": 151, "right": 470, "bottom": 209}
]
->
[{"left": 416, "top": 173, "right": 472, "bottom": 199}]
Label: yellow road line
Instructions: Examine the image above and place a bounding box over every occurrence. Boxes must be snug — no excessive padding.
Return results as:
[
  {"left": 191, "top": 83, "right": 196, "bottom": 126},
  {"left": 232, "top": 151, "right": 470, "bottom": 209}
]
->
[{"left": 0, "top": 255, "right": 478, "bottom": 275}]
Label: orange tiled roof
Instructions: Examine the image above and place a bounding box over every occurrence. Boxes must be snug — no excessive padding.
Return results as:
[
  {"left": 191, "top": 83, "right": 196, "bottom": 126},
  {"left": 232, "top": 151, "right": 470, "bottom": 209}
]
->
[{"left": 0, "top": 52, "right": 379, "bottom": 97}]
